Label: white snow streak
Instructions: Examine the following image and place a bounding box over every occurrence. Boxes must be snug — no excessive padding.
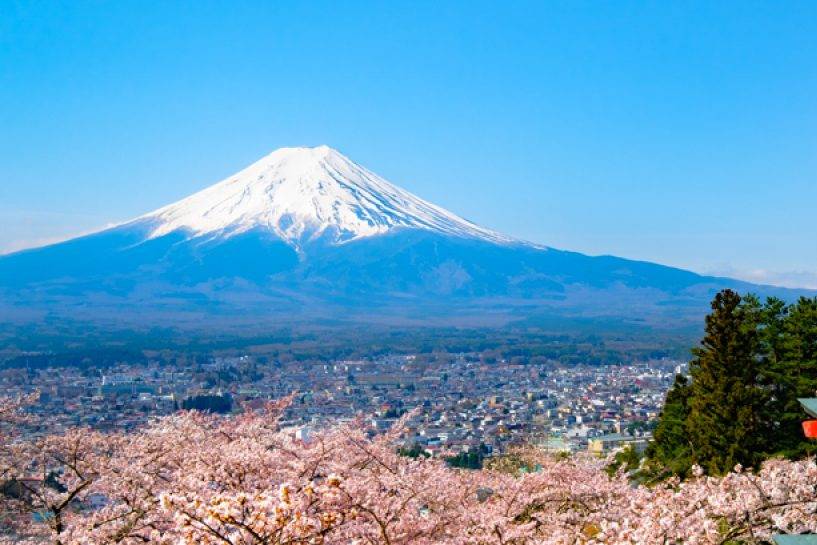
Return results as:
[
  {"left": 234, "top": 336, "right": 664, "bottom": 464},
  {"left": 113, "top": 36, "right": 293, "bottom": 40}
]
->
[{"left": 139, "top": 146, "right": 517, "bottom": 249}]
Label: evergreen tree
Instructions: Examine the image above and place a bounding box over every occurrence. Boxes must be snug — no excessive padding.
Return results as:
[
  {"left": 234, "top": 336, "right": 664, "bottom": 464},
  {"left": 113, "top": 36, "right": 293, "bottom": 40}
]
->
[
  {"left": 763, "top": 297, "right": 817, "bottom": 457},
  {"left": 648, "top": 291, "right": 817, "bottom": 478},
  {"left": 686, "top": 289, "right": 768, "bottom": 474},
  {"left": 644, "top": 373, "right": 691, "bottom": 477}
]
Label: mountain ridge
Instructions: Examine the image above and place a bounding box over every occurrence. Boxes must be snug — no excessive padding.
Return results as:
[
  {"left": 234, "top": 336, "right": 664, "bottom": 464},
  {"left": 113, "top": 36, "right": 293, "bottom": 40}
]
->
[{"left": 0, "top": 146, "right": 809, "bottom": 329}]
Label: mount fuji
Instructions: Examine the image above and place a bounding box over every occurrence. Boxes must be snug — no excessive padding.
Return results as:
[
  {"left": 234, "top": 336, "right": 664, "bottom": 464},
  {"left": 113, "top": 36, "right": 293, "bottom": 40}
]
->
[
  {"left": 141, "top": 145, "right": 515, "bottom": 249},
  {"left": 0, "top": 146, "right": 799, "bottom": 328}
]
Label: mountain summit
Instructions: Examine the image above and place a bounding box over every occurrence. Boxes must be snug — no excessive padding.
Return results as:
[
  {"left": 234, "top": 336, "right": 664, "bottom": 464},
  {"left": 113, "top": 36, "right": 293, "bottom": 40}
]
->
[
  {"left": 137, "top": 146, "right": 514, "bottom": 250},
  {"left": 0, "top": 147, "right": 804, "bottom": 328}
]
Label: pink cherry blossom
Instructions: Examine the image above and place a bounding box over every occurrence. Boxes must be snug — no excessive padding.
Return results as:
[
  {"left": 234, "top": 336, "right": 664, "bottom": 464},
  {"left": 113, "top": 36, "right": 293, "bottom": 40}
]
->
[{"left": 2, "top": 394, "right": 816, "bottom": 544}]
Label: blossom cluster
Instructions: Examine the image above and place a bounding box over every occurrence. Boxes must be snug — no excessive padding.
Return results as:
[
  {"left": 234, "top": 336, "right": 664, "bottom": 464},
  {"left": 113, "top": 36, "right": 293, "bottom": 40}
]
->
[{"left": 1, "top": 395, "right": 816, "bottom": 544}]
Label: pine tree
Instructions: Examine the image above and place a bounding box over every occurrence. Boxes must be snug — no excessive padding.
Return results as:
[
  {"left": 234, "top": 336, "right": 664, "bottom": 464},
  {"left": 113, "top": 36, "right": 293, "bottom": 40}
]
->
[
  {"left": 645, "top": 373, "right": 692, "bottom": 477},
  {"left": 686, "top": 289, "right": 768, "bottom": 474},
  {"left": 763, "top": 297, "right": 817, "bottom": 457},
  {"left": 648, "top": 292, "right": 817, "bottom": 478}
]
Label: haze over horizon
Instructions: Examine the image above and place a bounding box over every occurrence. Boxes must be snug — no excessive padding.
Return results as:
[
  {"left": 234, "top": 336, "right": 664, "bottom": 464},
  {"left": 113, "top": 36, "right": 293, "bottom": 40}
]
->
[{"left": 2, "top": 2, "right": 816, "bottom": 288}]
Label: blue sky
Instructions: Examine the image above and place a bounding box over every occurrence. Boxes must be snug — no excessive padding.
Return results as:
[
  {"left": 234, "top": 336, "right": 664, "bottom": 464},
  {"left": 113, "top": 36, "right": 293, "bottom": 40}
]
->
[{"left": 1, "top": 1, "right": 816, "bottom": 287}]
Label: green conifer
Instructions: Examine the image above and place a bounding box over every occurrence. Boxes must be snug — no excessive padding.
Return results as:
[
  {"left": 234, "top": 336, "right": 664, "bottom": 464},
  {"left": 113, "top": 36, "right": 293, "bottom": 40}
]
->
[
  {"left": 644, "top": 373, "right": 691, "bottom": 476},
  {"left": 763, "top": 297, "right": 817, "bottom": 456},
  {"left": 686, "top": 289, "right": 767, "bottom": 474}
]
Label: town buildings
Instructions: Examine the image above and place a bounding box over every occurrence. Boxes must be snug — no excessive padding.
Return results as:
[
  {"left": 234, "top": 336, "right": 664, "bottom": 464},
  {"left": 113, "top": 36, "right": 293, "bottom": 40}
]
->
[{"left": 0, "top": 353, "right": 684, "bottom": 457}]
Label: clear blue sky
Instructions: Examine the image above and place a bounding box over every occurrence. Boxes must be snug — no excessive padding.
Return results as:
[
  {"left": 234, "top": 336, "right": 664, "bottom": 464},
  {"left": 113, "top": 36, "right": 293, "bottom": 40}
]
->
[{"left": 2, "top": 1, "right": 816, "bottom": 287}]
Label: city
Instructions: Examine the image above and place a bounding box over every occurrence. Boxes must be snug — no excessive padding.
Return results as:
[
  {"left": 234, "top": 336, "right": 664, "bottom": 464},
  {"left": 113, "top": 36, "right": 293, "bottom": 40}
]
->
[{"left": 1, "top": 352, "right": 684, "bottom": 459}]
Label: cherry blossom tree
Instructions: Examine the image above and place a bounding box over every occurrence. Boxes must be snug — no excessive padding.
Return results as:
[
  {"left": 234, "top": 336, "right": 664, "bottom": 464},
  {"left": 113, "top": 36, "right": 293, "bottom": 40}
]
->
[{"left": 2, "top": 394, "right": 817, "bottom": 545}]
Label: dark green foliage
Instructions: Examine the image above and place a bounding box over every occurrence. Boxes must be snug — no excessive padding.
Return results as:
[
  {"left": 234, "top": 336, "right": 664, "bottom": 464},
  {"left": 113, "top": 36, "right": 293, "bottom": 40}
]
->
[
  {"left": 648, "top": 290, "right": 817, "bottom": 477},
  {"left": 0, "top": 324, "right": 694, "bottom": 371},
  {"left": 644, "top": 374, "right": 692, "bottom": 477},
  {"left": 447, "top": 444, "right": 490, "bottom": 470},
  {"left": 686, "top": 290, "right": 767, "bottom": 474},
  {"left": 760, "top": 297, "right": 817, "bottom": 458},
  {"left": 625, "top": 420, "right": 655, "bottom": 435},
  {"left": 446, "top": 449, "right": 485, "bottom": 469},
  {"left": 397, "top": 443, "right": 430, "bottom": 459},
  {"left": 181, "top": 394, "right": 232, "bottom": 414},
  {"left": 1, "top": 348, "right": 148, "bottom": 370},
  {"left": 606, "top": 445, "right": 643, "bottom": 477}
]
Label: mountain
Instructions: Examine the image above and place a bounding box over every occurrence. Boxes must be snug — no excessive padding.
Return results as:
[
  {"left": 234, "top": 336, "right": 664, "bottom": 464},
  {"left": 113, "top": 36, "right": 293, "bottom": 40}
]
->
[
  {"left": 140, "top": 145, "right": 515, "bottom": 249},
  {"left": 0, "top": 146, "right": 803, "bottom": 329}
]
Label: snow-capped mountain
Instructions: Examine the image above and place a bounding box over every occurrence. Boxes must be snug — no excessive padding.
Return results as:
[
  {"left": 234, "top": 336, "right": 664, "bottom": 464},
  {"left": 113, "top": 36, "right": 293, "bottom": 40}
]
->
[
  {"left": 137, "top": 146, "right": 516, "bottom": 250},
  {"left": 0, "top": 146, "right": 805, "bottom": 328}
]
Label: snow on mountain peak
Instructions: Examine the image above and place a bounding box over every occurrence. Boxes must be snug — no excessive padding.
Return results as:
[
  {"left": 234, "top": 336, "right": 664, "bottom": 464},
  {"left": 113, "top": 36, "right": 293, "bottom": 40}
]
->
[{"left": 140, "top": 146, "right": 516, "bottom": 249}]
